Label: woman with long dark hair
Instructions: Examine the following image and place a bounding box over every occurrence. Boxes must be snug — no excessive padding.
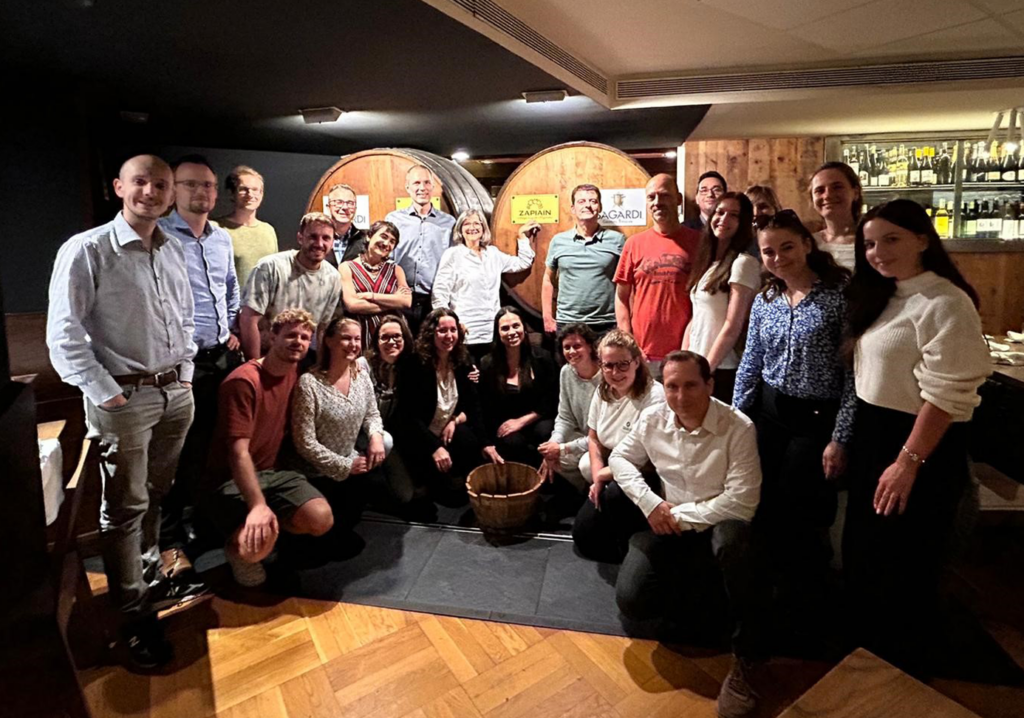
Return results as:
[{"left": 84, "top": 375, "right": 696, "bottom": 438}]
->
[
  {"left": 538, "top": 323, "right": 602, "bottom": 490},
  {"left": 842, "top": 199, "right": 989, "bottom": 674},
  {"left": 733, "top": 210, "right": 854, "bottom": 614},
  {"left": 291, "top": 317, "right": 387, "bottom": 530},
  {"left": 479, "top": 306, "right": 557, "bottom": 467},
  {"left": 683, "top": 192, "right": 761, "bottom": 401},
  {"left": 396, "top": 307, "right": 485, "bottom": 492},
  {"left": 810, "top": 162, "right": 862, "bottom": 271},
  {"left": 340, "top": 220, "right": 412, "bottom": 349}
]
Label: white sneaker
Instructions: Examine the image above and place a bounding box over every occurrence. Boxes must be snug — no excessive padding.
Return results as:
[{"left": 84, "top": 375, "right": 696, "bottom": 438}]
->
[{"left": 226, "top": 550, "right": 267, "bottom": 587}]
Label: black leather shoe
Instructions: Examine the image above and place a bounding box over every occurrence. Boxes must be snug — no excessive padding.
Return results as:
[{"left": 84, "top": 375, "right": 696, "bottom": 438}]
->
[{"left": 121, "top": 615, "right": 172, "bottom": 671}]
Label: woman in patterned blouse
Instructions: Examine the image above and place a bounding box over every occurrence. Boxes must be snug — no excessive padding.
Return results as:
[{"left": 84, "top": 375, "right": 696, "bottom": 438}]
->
[
  {"left": 733, "top": 210, "right": 854, "bottom": 617},
  {"left": 291, "top": 317, "right": 388, "bottom": 532},
  {"left": 340, "top": 220, "right": 412, "bottom": 350}
]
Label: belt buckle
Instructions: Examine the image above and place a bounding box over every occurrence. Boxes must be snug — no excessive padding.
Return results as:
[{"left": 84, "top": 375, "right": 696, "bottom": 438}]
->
[{"left": 155, "top": 369, "right": 178, "bottom": 386}]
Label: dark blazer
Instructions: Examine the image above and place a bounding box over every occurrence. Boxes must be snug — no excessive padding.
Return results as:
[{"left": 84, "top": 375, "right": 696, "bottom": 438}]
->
[
  {"left": 396, "top": 355, "right": 485, "bottom": 457},
  {"left": 682, "top": 216, "right": 705, "bottom": 231},
  {"left": 478, "top": 347, "right": 558, "bottom": 437},
  {"left": 325, "top": 226, "right": 367, "bottom": 268}
]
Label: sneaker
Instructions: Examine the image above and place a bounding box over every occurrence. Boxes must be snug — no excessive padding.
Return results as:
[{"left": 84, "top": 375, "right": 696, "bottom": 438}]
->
[
  {"left": 150, "top": 568, "right": 210, "bottom": 612},
  {"left": 226, "top": 550, "right": 267, "bottom": 587},
  {"left": 120, "top": 615, "right": 172, "bottom": 671},
  {"left": 717, "top": 655, "right": 759, "bottom": 718}
]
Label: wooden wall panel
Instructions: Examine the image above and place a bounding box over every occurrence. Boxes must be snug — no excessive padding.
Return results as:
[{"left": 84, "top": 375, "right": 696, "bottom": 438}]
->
[
  {"left": 682, "top": 137, "right": 825, "bottom": 228},
  {"left": 952, "top": 252, "right": 1024, "bottom": 335}
]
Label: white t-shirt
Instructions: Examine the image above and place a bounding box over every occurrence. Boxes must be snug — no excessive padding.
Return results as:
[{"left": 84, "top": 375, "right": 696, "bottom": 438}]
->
[
  {"left": 587, "top": 381, "right": 665, "bottom": 450},
  {"left": 813, "top": 230, "right": 856, "bottom": 272},
  {"left": 688, "top": 254, "right": 761, "bottom": 370}
]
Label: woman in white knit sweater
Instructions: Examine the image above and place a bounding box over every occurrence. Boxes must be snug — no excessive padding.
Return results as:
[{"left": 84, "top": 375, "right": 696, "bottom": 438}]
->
[{"left": 842, "top": 199, "right": 990, "bottom": 675}]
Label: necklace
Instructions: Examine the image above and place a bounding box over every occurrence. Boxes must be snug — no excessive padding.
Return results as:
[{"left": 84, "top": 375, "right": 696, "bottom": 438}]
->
[{"left": 358, "top": 256, "right": 384, "bottom": 274}]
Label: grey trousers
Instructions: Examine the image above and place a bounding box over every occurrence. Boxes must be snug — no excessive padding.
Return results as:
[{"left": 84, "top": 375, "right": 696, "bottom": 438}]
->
[{"left": 84, "top": 382, "right": 194, "bottom": 618}]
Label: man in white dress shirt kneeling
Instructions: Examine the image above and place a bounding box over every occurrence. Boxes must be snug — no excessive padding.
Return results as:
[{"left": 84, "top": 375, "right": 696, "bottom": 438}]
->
[{"left": 603, "top": 350, "right": 765, "bottom": 718}]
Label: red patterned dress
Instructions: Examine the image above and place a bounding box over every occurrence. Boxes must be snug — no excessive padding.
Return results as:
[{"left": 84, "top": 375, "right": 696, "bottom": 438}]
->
[{"left": 345, "top": 258, "right": 399, "bottom": 349}]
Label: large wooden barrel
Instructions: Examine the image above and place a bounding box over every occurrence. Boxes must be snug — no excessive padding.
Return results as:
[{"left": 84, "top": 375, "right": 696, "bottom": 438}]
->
[
  {"left": 306, "top": 148, "right": 493, "bottom": 226},
  {"left": 491, "top": 142, "right": 652, "bottom": 317}
]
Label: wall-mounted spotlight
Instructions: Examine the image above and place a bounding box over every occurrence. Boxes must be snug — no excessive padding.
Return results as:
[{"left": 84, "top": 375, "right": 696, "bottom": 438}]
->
[
  {"left": 663, "top": 150, "right": 678, "bottom": 159},
  {"left": 451, "top": 151, "right": 471, "bottom": 162},
  {"left": 299, "top": 106, "right": 344, "bottom": 124},
  {"left": 522, "top": 89, "right": 568, "bottom": 103}
]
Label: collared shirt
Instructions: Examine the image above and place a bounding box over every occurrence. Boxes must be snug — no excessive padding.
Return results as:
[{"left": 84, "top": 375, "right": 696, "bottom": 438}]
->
[
  {"left": 332, "top": 224, "right": 366, "bottom": 267},
  {"left": 733, "top": 282, "right": 856, "bottom": 444},
  {"left": 159, "top": 209, "right": 239, "bottom": 349},
  {"left": 385, "top": 205, "right": 455, "bottom": 294},
  {"left": 431, "top": 239, "right": 535, "bottom": 345},
  {"left": 241, "top": 250, "right": 342, "bottom": 332},
  {"left": 46, "top": 212, "right": 198, "bottom": 405},
  {"left": 545, "top": 227, "right": 625, "bottom": 324},
  {"left": 610, "top": 399, "right": 761, "bottom": 531}
]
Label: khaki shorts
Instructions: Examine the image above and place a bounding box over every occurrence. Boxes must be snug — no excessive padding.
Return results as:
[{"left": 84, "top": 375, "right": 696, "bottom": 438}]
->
[{"left": 204, "top": 469, "right": 325, "bottom": 538}]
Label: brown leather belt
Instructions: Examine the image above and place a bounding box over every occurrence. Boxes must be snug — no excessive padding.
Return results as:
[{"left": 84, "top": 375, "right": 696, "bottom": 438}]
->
[{"left": 112, "top": 368, "right": 180, "bottom": 387}]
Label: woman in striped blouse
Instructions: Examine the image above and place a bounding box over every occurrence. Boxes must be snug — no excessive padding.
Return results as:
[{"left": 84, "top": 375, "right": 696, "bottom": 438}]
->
[{"left": 340, "top": 220, "right": 412, "bottom": 349}]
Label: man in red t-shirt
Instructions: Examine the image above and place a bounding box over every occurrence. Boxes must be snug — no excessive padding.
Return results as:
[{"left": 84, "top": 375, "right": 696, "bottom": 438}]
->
[
  {"left": 206, "top": 308, "right": 334, "bottom": 586},
  {"left": 614, "top": 174, "right": 701, "bottom": 378}
]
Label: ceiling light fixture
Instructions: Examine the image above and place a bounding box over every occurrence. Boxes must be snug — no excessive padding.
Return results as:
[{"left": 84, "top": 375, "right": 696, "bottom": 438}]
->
[
  {"left": 522, "top": 89, "right": 568, "bottom": 103},
  {"left": 299, "top": 106, "right": 343, "bottom": 124},
  {"left": 451, "top": 151, "right": 470, "bottom": 162},
  {"left": 663, "top": 150, "right": 678, "bottom": 159}
]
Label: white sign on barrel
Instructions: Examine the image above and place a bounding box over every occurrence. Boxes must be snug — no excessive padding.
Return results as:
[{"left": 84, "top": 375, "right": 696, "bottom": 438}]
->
[{"left": 599, "top": 188, "right": 647, "bottom": 227}]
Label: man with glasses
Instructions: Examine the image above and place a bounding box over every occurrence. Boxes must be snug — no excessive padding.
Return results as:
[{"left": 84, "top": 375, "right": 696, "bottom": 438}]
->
[
  {"left": 215, "top": 166, "right": 278, "bottom": 286},
  {"left": 153, "top": 155, "right": 242, "bottom": 611},
  {"left": 684, "top": 171, "right": 727, "bottom": 230},
  {"left": 615, "top": 174, "right": 701, "bottom": 378},
  {"left": 385, "top": 165, "right": 455, "bottom": 332},
  {"left": 542, "top": 183, "right": 625, "bottom": 336},
  {"left": 324, "top": 183, "right": 366, "bottom": 267},
  {"left": 47, "top": 154, "right": 196, "bottom": 669}
]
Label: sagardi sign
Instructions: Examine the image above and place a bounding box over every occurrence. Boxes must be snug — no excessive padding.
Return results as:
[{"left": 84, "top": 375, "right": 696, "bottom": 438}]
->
[{"left": 599, "top": 188, "right": 647, "bottom": 227}]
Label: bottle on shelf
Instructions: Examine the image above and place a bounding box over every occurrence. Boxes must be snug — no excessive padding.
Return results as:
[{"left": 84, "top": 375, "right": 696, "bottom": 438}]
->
[
  {"left": 1018, "top": 196, "right": 1024, "bottom": 239},
  {"left": 921, "top": 147, "right": 936, "bottom": 185},
  {"left": 868, "top": 145, "right": 879, "bottom": 187},
  {"left": 848, "top": 144, "right": 860, "bottom": 176},
  {"left": 858, "top": 147, "right": 870, "bottom": 186},
  {"left": 934, "top": 201, "right": 950, "bottom": 238},
  {"left": 1002, "top": 145, "right": 1018, "bottom": 182},
  {"left": 1000, "top": 198, "right": 1017, "bottom": 240},
  {"left": 1017, "top": 148, "right": 1024, "bottom": 183},
  {"left": 963, "top": 201, "right": 978, "bottom": 238},
  {"left": 987, "top": 141, "right": 1002, "bottom": 182},
  {"left": 909, "top": 147, "right": 922, "bottom": 186},
  {"left": 877, "top": 147, "right": 891, "bottom": 187},
  {"left": 972, "top": 142, "right": 987, "bottom": 183},
  {"left": 949, "top": 142, "right": 958, "bottom": 185}
]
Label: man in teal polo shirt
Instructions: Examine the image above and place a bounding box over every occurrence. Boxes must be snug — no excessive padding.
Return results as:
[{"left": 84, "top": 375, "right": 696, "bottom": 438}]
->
[{"left": 542, "top": 183, "right": 626, "bottom": 335}]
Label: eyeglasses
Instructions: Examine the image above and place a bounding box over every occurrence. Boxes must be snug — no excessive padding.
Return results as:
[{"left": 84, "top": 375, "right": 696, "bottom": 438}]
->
[
  {"left": 236, "top": 187, "right": 262, "bottom": 195},
  {"left": 697, "top": 186, "right": 725, "bottom": 197},
  {"left": 176, "top": 180, "right": 216, "bottom": 191},
  {"left": 379, "top": 334, "right": 404, "bottom": 344},
  {"left": 600, "top": 359, "right": 635, "bottom": 372},
  {"left": 462, "top": 222, "right": 485, "bottom": 229},
  {"left": 329, "top": 199, "right": 357, "bottom": 208}
]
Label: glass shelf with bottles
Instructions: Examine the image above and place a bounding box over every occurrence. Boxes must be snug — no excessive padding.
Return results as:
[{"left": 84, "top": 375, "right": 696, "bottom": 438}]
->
[{"left": 839, "top": 137, "right": 1024, "bottom": 241}]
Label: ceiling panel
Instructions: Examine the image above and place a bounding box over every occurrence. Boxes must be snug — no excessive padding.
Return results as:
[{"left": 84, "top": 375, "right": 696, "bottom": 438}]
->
[
  {"left": 968, "top": 0, "right": 1024, "bottom": 16},
  {"left": 786, "top": 0, "right": 986, "bottom": 52},
  {"left": 846, "top": 17, "right": 1024, "bottom": 59},
  {"left": 1002, "top": 9, "right": 1024, "bottom": 36},
  {"left": 699, "top": 0, "right": 875, "bottom": 31}
]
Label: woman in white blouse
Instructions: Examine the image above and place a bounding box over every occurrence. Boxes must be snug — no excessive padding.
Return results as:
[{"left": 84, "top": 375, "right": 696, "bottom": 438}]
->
[
  {"left": 683, "top": 192, "right": 761, "bottom": 402},
  {"left": 431, "top": 209, "right": 536, "bottom": 360},
  {"left": 843, "top": 200, "right": 990, "bottom": 674},
  {"left": 291, "top": 317, "right": 388, "bottom": 530},
  {"left": 810, "top": 162, "right": 862, "bottom": 272}
]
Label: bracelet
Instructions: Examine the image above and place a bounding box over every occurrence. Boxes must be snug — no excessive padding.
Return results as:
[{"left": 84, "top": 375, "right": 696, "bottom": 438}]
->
[{"left": 900, "top": 445, "right": 925, "bottom": 466}]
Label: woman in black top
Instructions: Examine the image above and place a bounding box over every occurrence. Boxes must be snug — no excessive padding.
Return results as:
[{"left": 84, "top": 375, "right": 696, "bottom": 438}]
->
[
  {"left": 479, "top": 306, "right": 558, "bottom": 467},
  {"left": 396, "top": 307, "right": 485, "bottom": 491}
]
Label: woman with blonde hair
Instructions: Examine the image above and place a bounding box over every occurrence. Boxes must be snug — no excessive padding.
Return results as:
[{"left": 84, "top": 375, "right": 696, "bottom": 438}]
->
[
  {"left": 431, "top": 209, "right": 536, "bottom": 360},
  {"left": 809, "top": 162, "right": 863, "bottom": 271}
]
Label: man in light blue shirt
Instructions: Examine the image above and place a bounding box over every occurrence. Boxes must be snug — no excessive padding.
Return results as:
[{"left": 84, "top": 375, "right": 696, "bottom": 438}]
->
[
  {"left": 385, "top": 165, "right": 455, "bottom": 331},
  {"left": 155, "top": 155, "right": 242, "bottom": 609},
  {"left": 47, "top": 154, "right": 196, "bottom": 669}
]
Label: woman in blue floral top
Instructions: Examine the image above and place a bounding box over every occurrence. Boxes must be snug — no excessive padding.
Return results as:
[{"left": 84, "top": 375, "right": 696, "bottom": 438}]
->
[{"left": 733, "top": 209, "right": 854, "bottom": 616}]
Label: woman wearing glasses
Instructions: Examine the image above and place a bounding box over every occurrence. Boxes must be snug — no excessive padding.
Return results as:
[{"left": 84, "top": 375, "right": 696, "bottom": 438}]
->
[
  {"left": 431, "top": 209, "right": 536, "bottom": 361},
  {"left": 396, "top": 308, "right": 485, "bottom": 494},
  {"left": 478, "top": 306, "right": 557, "bottom": 467},
  {"left": 340, "top": 220, "right": 412, "bottom": 350},
  {"left": 572, "top": 330, "right": 665, "bottom": 560},
  {"left": 810, "top": 162, "right": 863, "bottom": 271},
  {"left": 734, "top": 210, "right": 854, "bottom": 619},
  {"left": 842, "top": 200, "right": 989, "bottom": 673},
  {"left": 682, "top": 193, "right": 761, "bottom": 402}
]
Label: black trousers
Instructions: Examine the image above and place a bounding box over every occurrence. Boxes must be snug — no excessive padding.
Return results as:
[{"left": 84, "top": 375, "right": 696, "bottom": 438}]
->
[
  {"left": 751, "top": 383, "right": 839, "bottom": 596},
  {"left": 573, "top": 481, "right": 765, "bottom": 658},
  {"left": 843, "top": 400, "right": 970, "bottom": 674},
  {"left": 403, "top": 293, "right": 432, "bottom": 337},
  {"left": 416, "top": 423, "right": 483, "bottom": 492},
  {"left": 159, "top": 344, "right": 241, "bottom": 553},
  {"left": 493, "top": 418, "right": 554, "bottom": 468},
  {"left": 712, "top": 368, "right": 736, "bottom": 404}
]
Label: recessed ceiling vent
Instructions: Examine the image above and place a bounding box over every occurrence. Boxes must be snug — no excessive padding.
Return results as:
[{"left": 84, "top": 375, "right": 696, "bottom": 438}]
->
[
  {"left": 446, "top": 0, "right": 608, "bottom": 94},
  {"left": 617, "top": 56, "right": 1024, "bottom": 99}
]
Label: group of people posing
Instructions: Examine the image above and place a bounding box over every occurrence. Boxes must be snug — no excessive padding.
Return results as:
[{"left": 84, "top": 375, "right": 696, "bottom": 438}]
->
[{"left": 46, "top": 152, "right": 991, "bottom": 718}]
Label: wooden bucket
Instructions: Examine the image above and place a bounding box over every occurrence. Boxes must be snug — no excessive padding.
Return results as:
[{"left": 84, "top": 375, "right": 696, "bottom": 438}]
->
[
  {"left": 466, "top": 462, "right": 543, "bottom": 531},
  {"left": 306, "top": 148, "right": 493, "bottom": 226},
  {"left": 490, "top": 142, "right": 652, "bottom": 317}
]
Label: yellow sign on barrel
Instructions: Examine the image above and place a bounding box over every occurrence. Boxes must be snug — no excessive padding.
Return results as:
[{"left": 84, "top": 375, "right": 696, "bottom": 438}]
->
[{"left": 510, "top": 194, "right": 559, "bottom": 224}]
